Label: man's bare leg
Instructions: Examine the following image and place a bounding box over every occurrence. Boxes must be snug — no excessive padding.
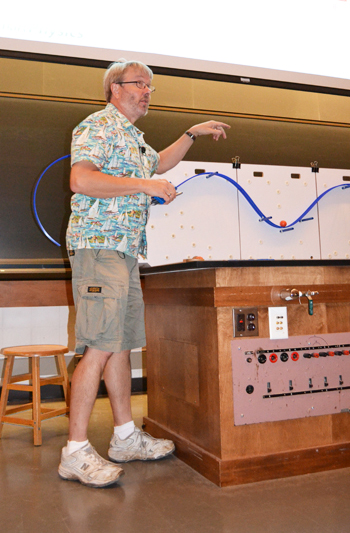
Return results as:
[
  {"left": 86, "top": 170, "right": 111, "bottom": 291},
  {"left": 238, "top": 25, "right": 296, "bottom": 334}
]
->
[
  {"left": 68, "top": 347, "right": 113, "bottom": 442},
  {"left": 103, "top": 350, "right": 133, "bottom": 426},
  {"left": 59, "top": 347, "right": 124, "bottom": 487}
]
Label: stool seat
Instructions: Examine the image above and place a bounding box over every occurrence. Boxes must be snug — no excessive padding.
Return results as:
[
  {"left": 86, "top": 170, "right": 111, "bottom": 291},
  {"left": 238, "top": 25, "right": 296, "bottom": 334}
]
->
[
  {"left": 0, "top": 344, "right": 71, "bottom": 445},
  {"left": 2, "top": 345, "right": 69, "bottom": 357}
]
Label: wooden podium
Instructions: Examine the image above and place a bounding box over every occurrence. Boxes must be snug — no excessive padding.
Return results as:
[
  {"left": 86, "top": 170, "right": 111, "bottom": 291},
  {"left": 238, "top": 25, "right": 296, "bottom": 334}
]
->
[{"left": 142, "top": 260, "right": 350, "bottom": 486}]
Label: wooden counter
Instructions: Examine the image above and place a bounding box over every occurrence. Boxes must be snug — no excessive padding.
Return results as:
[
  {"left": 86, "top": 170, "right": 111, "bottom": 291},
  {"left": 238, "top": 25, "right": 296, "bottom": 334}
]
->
[{"left": 142, "top": 260, "right": 350, "bottom": 486}]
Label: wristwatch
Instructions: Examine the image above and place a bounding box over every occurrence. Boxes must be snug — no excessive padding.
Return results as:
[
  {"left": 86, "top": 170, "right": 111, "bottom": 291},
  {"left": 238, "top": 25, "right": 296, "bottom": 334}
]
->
[{"left": 185, "top": 131, "right": 197, "bottom": 141}]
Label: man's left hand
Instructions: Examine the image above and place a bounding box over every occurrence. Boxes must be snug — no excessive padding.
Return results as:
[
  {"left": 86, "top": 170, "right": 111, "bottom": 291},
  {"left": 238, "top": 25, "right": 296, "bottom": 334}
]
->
[{"left": 188, "top": 121, "right": 231, "bottom": 141}]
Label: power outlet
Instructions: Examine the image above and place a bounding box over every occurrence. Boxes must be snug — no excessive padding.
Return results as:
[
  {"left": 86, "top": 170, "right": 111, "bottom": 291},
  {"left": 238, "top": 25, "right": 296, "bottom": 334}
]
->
[
  {"left": 233, "top": 307, "right": 259, "bottom": 337},
  {"left": 268, "top": 306, "right": 288, "bottom": 339}
]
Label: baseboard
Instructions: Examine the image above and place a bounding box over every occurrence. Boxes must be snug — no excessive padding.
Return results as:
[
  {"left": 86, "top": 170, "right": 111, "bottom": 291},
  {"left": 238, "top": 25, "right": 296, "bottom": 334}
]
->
[{"left": 143, "top": 417, "right": 350, "bottom": 487}]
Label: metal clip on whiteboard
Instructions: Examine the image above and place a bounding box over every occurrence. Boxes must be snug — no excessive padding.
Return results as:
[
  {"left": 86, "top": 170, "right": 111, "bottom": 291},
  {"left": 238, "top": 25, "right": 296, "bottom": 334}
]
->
[
  {"left": 310, "top": 161, "right": 319, "bottom": 173},
  {"left": 232, "top": 156, "right": 241, "bottom": 169}
]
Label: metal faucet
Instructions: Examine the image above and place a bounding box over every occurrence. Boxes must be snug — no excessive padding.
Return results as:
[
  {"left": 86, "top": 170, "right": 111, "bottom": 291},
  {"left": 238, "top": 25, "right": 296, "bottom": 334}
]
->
[{"left": 280, "top": 288, "right": 319, "bottom": 315}]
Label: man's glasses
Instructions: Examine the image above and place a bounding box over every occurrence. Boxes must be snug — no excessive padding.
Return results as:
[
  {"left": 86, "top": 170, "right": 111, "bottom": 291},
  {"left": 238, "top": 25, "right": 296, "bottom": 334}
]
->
[{"left": 115, "top": 81, "right": 156, "bottom": 93}]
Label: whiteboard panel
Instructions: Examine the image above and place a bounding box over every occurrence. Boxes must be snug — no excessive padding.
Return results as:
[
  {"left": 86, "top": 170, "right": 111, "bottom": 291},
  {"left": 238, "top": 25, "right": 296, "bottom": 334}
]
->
[
  {"left": 145, "top": 161, "right": 350, "bottom": 266},
  {"left": 146, "top": 162, "right": 240, "bottom": 266},
  {"left": 237, "top": 164, "right": 321, "bottom": 260},
  {"left": 317, "top": 168, "right": 350, "bottom": 260}
]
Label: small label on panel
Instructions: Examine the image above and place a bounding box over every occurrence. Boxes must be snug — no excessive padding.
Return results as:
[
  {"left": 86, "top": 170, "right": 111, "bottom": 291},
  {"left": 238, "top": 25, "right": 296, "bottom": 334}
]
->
[{"left": 268, "top": 306, "right": 288, "bottom": 339}]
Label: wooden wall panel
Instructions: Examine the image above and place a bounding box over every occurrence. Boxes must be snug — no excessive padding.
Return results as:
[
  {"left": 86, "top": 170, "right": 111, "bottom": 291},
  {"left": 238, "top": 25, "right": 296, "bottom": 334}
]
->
[{"left": 0, "top": 280, "right": 73, "bottom": 307}]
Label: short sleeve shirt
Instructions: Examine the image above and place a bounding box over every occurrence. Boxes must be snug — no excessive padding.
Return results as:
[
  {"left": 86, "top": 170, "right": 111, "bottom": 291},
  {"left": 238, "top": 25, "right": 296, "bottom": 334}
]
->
[{"left": 66, "top": 103, "right": 159, "bottom": 258}]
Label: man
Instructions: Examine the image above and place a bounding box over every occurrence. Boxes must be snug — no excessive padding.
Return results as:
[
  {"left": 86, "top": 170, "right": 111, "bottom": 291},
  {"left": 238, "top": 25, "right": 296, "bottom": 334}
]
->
[{"left": 58, "top": 59, "right": 230, "bottom": 488}]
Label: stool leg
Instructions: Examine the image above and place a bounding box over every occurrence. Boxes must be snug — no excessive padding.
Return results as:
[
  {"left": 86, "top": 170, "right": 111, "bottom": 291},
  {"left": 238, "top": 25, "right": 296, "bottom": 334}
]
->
[
  {"left": 32, "top": 356, "right": 42, "bottom": 446},
  {"left": 56, "top": 354, "right": 71, "bottom": 410},
  {"left": 0, "top": 355, "right": 15, "bottom": 438}
]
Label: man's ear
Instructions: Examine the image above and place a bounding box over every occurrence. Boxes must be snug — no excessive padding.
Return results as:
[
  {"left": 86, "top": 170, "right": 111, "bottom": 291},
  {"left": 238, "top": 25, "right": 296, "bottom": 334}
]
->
[{"left": 110, "top": 83, "right": 119, "bottom": 100}]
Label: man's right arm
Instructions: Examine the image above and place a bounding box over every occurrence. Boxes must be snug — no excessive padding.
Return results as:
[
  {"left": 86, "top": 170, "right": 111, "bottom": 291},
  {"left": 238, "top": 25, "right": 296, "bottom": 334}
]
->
[{"left": 70, "top": 160, "right": 176, "bottom": 204}]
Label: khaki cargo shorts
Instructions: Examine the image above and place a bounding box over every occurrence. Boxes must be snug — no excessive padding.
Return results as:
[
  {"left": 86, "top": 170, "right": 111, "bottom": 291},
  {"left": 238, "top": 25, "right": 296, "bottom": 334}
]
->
[{"left": 69, "top": 249, "right": 146, "bottom": 354}]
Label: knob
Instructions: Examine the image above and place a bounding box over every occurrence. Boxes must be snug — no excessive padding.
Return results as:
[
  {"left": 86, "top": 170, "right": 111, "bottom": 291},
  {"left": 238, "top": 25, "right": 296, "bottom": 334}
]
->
[
  {"left": 291, "top": 352, "right": 299, "bottom": 361},
  {"left": 246, "top": 385, "right": 254, "bottom": 394}
]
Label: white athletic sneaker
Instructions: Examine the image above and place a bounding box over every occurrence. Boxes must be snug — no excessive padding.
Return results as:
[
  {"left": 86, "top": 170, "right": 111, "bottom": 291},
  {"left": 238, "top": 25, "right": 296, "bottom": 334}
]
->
[
  {"left": 108, "top": 427, "right": 175, "bottom": 463},
  {"left": 58, "top": 442, "right": 124, "bottom": 488}
]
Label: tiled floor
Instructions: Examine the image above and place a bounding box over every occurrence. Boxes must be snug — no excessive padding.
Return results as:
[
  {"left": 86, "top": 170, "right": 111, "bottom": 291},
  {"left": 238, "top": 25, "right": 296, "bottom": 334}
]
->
[{"left": 1, "top": 395, "right": 350, "bottom": 533}]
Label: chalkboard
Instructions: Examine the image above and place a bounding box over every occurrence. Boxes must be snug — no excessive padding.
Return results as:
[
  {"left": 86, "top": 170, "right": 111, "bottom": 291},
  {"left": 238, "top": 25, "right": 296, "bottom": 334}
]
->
[{"left": 2, "top": 95, "right": 350, "bottom": 264}]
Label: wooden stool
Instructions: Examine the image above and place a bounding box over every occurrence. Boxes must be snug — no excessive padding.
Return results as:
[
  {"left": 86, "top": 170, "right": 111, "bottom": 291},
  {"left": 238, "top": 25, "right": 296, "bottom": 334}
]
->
[{"left": 0, "top": 345, "right": 71, "bottom": 445}]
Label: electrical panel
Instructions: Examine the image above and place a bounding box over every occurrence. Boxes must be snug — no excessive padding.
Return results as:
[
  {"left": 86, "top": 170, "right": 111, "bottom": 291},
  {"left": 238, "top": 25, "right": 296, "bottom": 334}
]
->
[
  {"left": 231, "top": 332, "right": 350, "bottom": 425},
  {"left": 233, "top": 307, "right": 259, "bottom": 337}
]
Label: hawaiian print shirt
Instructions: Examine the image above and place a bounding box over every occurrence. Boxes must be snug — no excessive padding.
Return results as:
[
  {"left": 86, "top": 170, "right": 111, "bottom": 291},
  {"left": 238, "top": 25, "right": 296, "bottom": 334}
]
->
[{"left": 66, "top": 103, "right": 159, "bottom": 258}]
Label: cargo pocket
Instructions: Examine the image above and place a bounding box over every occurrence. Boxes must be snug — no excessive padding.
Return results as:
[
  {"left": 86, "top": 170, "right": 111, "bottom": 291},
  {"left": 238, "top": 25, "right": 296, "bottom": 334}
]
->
[{"left": 75, "top": 283, "right": 123, "bottom": 344}]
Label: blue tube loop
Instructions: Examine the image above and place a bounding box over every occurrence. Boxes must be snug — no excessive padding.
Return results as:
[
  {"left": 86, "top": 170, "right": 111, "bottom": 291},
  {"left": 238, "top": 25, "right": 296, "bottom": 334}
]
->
[
  {"left": 32, "top": 155, "right": 71, "bottom": 246},
  {"left": 33, "top": 160, "right": 349, "bottom": 246}
]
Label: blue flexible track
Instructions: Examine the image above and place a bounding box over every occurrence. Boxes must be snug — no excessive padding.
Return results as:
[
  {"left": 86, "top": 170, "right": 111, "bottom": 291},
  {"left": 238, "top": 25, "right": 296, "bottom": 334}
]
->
[
  {"left": 32, "top": 155, "right": 71, "bottom": 246},
  {"left": 176, "top": 171, "right": 350, "bottom": 230},
  {"left": 33, "top": 159, "right": 349, "bottom": 246}
]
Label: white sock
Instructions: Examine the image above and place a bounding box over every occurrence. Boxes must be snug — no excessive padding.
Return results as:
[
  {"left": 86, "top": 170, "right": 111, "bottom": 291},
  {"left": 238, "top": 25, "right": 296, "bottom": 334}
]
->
[
  {"left": 114, "top": 420, "right": 135, "bottom": 440},
  {"left": 66, "top": 439, "right": 89, "bottom": 455}
]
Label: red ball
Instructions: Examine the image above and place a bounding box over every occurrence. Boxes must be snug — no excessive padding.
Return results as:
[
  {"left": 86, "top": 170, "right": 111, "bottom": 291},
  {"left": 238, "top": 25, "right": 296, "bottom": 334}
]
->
[{"left": 280, "top": 220, "right": 287, "bottom": 227}]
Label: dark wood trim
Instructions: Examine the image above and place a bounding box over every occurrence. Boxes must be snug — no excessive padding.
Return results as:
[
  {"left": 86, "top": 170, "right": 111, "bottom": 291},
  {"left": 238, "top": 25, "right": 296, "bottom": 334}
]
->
[
  {"left": 0, "top": 280, "right": 73, "bottom": 307},
  {"left": 144, "top": 417, "right": 221, "bottom": 485},
  {"left": 143, "top": 284, "right": 350, "bottom": 308},
  {"left": 215, "top": 284, "right": 350, "bottom": 307},
  {"left": 144, "top": 417, "right": 350, "bottom": 487},
  {"left": 143, "top": 288, "right": 215, "bottom": 307}
]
